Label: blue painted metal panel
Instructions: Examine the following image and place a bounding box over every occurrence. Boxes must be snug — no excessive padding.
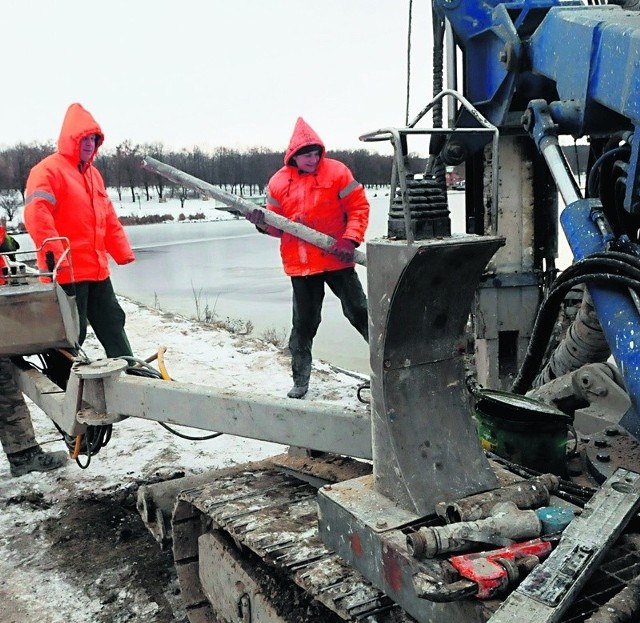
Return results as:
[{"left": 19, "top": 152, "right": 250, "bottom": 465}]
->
[
  {"left": 530, "top": 7, "right": 640, "bottom": 126},
  {"left": 595, "top": 15, "right": 640, "bottom": 122},
  {"left": 529, "top": 8, "right": 603, "bottom": 102},
  {"left": 439, "top": 0, "right": 640, "bottom": 129}
]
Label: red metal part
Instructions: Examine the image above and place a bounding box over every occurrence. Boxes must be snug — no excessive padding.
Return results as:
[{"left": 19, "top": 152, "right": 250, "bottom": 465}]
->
[{"left": 449, "top": 539, "right": 552, "bottom": 599}]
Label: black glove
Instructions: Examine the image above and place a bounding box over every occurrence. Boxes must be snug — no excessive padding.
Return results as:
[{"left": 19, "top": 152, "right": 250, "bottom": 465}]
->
[
  {"left": 0, "top": 235, "right": 18, "bottom": 252},
  {"left": 329, "top": 237, "right": 357, "bottom": 262},
  {"left": 0, "top": 233, "right": 18, "bottom": 261},
  {"left": 45, "top": 251, "right": 56, "bottom": 272},
  {"left": 245, "top": 209, "right": 266, "bottom": 227}
]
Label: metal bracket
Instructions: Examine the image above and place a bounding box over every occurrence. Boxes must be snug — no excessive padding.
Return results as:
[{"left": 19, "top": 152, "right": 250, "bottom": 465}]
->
[{"left": 359, "top": 89, "right": 500, "bottom": 241}]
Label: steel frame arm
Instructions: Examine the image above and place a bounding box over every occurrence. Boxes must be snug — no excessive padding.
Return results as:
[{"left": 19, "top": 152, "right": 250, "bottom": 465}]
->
[{"left": 12, "top": 359, "right": 373, "bottom": 459}]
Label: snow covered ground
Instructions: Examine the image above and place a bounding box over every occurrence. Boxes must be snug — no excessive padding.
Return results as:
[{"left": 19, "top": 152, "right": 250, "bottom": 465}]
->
[
  {"left": 0, "top": 181, "right": 375, "bottom": 622},
  {"left": 0, "top": 297, "right": 369, "bottom": 623}
]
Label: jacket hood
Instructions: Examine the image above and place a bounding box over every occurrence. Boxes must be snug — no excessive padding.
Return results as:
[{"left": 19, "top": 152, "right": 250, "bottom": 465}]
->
[
  {"left": 57, "top": 103, "right": 104, "bottom": 166},
  {"left": 284, "top": 117, "right": 325, "bottom": 166}
]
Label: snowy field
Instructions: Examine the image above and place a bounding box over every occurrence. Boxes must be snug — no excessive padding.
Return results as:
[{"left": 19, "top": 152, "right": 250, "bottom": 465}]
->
[{"left": 0, "top": 296, "right": 369, "bottom": 622}]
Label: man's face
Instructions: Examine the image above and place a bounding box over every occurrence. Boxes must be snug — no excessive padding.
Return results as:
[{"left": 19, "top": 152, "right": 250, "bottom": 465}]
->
[
  {"left": 294, "top": 150, "right": 321, "bottom": 174},
  {"left": 80, "top": 135, "right": 97, "bottom": 162}
]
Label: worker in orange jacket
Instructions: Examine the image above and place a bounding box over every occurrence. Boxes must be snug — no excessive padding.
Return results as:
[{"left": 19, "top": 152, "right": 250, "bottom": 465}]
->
[
  {"left": 0, "top": 223, "right": 8, "bottom": 285},
  {"left": 24, "top": 103, "right": 135, "bottom": 364},
  {"left": 247, "top": 117, "right": 370, "bottom": 398}
]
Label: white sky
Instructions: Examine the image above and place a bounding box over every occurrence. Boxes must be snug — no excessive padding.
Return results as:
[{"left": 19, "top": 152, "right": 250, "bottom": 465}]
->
[{"left": 3, "top": 0, "right": 435, "bottom": 154}]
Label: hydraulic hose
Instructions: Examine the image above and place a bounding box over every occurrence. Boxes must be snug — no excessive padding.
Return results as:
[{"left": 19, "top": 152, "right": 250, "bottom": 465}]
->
[
  {"left": 122, "top": 351, "right": 223, "bottom": 442},
  {"left": 532, "top": 289, "right": 609, "bottom": 388},
  {"left": 587, "top": 145, "right": 630, "bottom": 199},
  {"left": 511, "top": 252, "right": 640, "bottom": 394}
]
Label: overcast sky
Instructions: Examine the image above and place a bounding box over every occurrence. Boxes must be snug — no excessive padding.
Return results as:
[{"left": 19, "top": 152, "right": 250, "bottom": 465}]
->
[{"left": 3, "top": 1, "right": 435, "bottom": 154}]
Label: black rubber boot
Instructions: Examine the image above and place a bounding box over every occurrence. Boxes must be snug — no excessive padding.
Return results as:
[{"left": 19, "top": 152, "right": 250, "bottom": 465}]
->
[
  {"left": 287, "top": 384, "right": 309, "bottom": 399},
  {"left": 7, "top": 446, "right": 68, "bottom": 478}
]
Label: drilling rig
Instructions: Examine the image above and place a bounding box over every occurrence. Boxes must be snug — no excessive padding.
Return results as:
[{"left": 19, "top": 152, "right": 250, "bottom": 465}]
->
[{"left": 5, "top": 0, "right": 640, "bottom": 621}]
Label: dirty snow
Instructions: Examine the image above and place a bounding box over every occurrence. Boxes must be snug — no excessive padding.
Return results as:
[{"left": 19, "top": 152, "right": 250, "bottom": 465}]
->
[{"left": 0, "top": 296, "right": 369, "bottom": 622}]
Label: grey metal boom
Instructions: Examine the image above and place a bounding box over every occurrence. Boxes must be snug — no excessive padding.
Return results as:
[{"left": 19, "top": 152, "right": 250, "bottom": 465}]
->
[
  {"left": 13, "top": 361, "right": 372, "bottom": 460},
  {"left": 140, "top": 156, "right": 367, "bottom": 266}
]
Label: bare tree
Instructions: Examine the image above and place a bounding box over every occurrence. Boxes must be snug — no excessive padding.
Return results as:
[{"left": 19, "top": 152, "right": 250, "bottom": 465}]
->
[
  {"left": 178, "top": 186, "right": 189, "bottom": 208},
  {"left": 245, "top": 147, "right": 280, "bottom": 194},
  {"left": 6, "top": 142, "right": 54, "bottom": 200},
  {"left": 0, "top": 141, "right": 401, "bottom": 203},
  {"left": 115, "top": 141, "right": 142, "bottom": 202},
  {"left": 143, "top": 143, "right": 167, "bottom": 201},
  {"left": 0, "top": 153, "right": 15, "bottom": 192},
  {"left": 0, "top": 191, "right": 21, "bottom": 223}
]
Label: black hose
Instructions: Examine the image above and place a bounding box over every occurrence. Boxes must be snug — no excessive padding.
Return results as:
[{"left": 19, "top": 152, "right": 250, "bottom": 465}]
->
[
  {"left": 511, "top": 258, "right": 640, "bottom": 394},
  {"left": 558, "top": 254, "right": 640, "bottom": 282},
  {"left": 73, "top": 425, "right": 113, "bottom": 469},
  {"left": 121, "top": 356, "right": 224, "bottom": 441},
  {"left": 158, "top": 422, "right": 222, "bottom": 441},
  {"left": 587, "top": 145, "right": 630, "bottom": 198}
]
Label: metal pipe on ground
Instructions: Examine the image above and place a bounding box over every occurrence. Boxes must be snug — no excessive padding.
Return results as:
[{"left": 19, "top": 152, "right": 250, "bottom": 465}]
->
[{"left": 140, "top": 156, "right": 367, "bottom": 266}]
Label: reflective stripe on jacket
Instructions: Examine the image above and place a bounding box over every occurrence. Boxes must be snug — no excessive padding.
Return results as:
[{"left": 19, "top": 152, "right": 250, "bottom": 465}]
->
[{"left": 24, "top": 103, "right": 134, "bottom": 284}]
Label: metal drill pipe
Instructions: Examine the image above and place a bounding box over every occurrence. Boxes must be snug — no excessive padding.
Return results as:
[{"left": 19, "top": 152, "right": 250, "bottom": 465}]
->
[
  {"left": 140, "top": 156, "right": 367, "bottom": 266},
  {"left": 407, "top": 502, "right": 542, "bottom": 558},
  {"left": 435, "top": 474, "right": 559, "bottom": 523}
]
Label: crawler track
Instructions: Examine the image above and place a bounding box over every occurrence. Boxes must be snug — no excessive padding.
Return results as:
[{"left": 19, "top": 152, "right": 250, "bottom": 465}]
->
[{"left": 172, "top": 461, "right": 413, "bottom": 622}]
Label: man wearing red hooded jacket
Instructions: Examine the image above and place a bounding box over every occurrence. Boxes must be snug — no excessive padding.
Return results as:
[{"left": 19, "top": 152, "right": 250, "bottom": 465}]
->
[
  {"left": 24, "top": 103, "right": 135, "bottom": 364},
  {"left": 0, "top": 222, "right": 9, "bottom": 285},
  {"left": 247, "top": 117, "right": 369, "bottom": 398}
]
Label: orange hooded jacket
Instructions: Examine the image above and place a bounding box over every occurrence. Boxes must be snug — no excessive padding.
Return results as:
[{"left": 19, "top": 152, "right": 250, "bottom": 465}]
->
[
  {"left": 265, "top": 117, "right": 369, "bottom": 277},
  {"left": 0, "top": 226, "right": 7, "bottom": 285},
  {"left": 24, "top": 103, "right": 134, "bottom": 285}
]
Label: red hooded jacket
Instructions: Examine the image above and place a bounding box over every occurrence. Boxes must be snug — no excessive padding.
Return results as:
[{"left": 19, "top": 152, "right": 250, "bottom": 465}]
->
[
  {"left": 0, "top": 226, "right": 7, "bottom": 285},
  {"left": 24, "top": 103, "right": 134, "bottom": 284},
  {"left": 265, "top": 117, "right": 369, "bottom": 277}
]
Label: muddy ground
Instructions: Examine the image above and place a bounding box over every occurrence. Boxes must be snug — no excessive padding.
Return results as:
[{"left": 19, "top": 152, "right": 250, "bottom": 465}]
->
[{"left": 1, "top": 476, "right": 188, "bottom": 623}]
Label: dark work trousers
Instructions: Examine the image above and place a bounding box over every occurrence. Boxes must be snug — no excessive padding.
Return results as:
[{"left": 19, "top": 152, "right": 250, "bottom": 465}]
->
[
  {"left": 63, "top": 278, "right": 134, "bottom": 357},
  {"left": 289, "top": 268, "right": 368, "bottom": 387},
  {"left": 46, "top": 278, "right": 133, "bottom": 389}
]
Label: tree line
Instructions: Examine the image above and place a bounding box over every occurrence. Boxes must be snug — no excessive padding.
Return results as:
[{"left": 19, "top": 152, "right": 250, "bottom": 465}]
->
[
  {"left": 0, "top": 138, "right": 589, "bottom": 224},
  {"left": 0, "top": 141, "right": 402, "bottom": 222}
]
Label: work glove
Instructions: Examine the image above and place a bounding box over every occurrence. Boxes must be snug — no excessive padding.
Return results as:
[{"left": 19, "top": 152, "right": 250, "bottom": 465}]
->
[
  {"left": 43, "top": 249, "right": 71, "bottom": 281},
  {"left": 245, "top": 209, "right": 266, "bottom": 228},
  {"left": 329, "top": 237, "right": 357, "bottom": 263},
  {"left": 0, "top": 234, "right": 19, "bottom": 253}
]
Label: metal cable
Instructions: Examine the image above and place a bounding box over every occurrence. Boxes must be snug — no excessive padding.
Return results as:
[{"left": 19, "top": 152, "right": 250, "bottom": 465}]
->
[{"left": 405, "top": 0, "right": 413, "bottom": 125}]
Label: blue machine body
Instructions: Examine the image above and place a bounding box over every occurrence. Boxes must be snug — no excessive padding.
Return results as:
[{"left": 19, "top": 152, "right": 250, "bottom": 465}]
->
[
  {"left": 561, "top": 201, "right": 640, "bottom": 437},
  {"left": 433, "top": 0, "right": 640, "bottom": 436}
]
